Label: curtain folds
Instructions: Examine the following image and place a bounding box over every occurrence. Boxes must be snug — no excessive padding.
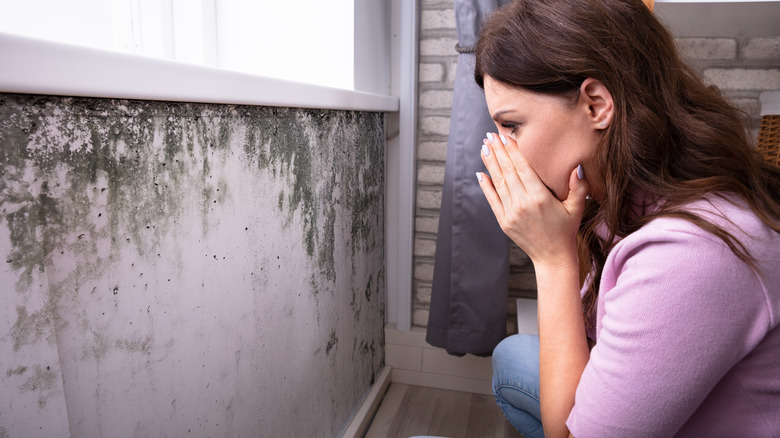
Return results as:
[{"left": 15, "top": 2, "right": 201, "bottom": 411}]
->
[{"left": 425, "top": 0, "right": 513, "bottom": 357}]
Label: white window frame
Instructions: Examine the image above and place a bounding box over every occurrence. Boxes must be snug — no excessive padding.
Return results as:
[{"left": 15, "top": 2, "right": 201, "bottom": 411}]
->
[
  {"left": 0, "top": 32, "right": 396, "bottom": 112},
  {"left": 0, "top": 0, "right": 400, "bottom": 110}
]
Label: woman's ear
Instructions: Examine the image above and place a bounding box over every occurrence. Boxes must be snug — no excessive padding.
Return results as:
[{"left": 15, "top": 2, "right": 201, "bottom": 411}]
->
[{"left": 580, "top": 78, "right": 614, "bottom": 131}]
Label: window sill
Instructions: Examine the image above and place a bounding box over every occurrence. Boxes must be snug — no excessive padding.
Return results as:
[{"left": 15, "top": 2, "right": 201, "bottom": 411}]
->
[{"left": 0, "top": 32, "right": 399, "bottom": 113}]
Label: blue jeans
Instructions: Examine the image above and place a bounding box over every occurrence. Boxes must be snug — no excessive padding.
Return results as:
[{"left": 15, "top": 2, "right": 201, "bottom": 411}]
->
[{"left": 492, "top": 334, "right": 545, "bottom": 438}]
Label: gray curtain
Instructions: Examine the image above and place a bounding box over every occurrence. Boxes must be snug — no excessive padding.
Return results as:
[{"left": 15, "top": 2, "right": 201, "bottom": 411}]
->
[{"left": 425, "top": 0, "right": 513, "bottom": 356}]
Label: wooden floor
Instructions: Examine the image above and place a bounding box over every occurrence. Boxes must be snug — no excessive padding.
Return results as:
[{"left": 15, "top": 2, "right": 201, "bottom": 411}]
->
[{"left": 364, "top": 383, "right": 523, "bottom": 438}]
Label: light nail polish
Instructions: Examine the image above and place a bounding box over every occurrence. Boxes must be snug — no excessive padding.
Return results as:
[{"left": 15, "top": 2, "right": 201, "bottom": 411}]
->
[
  {"left": 486, "top": 132, "right": 494, "bottom": 142},
  {"left": 500, "top": 134, "right": 507, "bottom": 145},
  {"left": 476, "top": 172, "right": 483, "bottom": 182},
  {"left": 577, "top": 164, "right": 584, "bottom": 180},
  {"left": 482, "top": 144, "right": 490, "bottom": 156}
]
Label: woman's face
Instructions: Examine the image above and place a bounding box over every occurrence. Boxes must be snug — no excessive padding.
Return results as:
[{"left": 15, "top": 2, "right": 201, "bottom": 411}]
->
[{"left": 483, "top": 76, "right": 603, "bottom": 200}]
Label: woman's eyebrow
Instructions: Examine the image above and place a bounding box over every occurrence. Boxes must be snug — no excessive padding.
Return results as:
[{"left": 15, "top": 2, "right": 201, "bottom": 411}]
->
[{"left": 492, "top": 109, "right": 517, "bottom": 121}]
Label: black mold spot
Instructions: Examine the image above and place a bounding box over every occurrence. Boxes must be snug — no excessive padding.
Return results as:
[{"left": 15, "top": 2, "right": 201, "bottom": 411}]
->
[
  {"left": 364, "top": 274, "right": 373, "bottom": 302},
  {"left": 325, "top": 330, "right": 338, "bottom": 355},
  {"left": 350, "top": 286, "right": 361, "bottom": 321},
  {"left": 357, "top": 339, "right": 376, "bottom": 357}
]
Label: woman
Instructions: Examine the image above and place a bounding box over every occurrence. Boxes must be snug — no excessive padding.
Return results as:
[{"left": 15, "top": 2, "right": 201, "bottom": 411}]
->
[{"left": 472, "top": 0, "right": 780, "bottom": 436}]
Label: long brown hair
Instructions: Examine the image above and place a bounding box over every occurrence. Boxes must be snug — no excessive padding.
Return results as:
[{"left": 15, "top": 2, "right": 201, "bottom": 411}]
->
[{"left": 474, "top": 0, "right": 780, "bottom": 321}]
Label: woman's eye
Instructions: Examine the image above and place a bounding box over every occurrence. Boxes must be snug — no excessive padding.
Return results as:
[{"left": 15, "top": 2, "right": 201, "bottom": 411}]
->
[{"left": 500, "top": 122, "right": 517, "bottom": 133}]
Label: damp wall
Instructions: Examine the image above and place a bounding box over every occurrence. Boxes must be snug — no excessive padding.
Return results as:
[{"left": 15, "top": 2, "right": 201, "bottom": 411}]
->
[{"left": 0, "top": 93, "right": 386, "bottom": 437}]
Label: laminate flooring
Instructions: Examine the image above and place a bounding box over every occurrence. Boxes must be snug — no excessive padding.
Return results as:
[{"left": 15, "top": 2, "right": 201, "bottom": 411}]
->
[{"left": 364, "top": 383, "right": 523, "bottom": 438}]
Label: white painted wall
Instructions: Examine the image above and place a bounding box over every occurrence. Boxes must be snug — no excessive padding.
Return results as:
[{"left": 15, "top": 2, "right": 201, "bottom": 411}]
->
[{"left": 0, "top": 95, "right": 386, "bottom": 437}]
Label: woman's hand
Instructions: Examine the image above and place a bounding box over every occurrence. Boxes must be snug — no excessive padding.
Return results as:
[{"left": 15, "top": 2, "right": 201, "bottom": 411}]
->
[
  {"left": 478, "top": 131, "right": 591, "bottom": 438},
  {"left": 476, "top": 132, "right": 589, "bottom": 270}
]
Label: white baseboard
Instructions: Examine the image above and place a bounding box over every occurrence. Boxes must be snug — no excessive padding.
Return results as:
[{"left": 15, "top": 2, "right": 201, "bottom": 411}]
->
[
  {"left": 384, "top": 323, "right": 494, "bottom": 395},
  {"left": 339, "top": 365, "right": 393, "bottom": 438},
  {"left": 342, "top": 322, "right": 526, "bottom": 436}
]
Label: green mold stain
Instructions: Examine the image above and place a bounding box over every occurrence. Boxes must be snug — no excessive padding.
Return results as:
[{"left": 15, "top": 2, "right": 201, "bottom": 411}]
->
[
  {"left": 6, "top": 365, "right": 28, "bottom": 377},
  {"left": 1, "top": 93, "right": 385, "bottom": 354},
  {"left": 4, "top": 191, "right": 61, "bottom": 293},
  {"left": 9, "top": 306, "right": 52, "bottom": 352},
  {"left": 19, "top": 364, "right": 59, "bottom": 409},
  {"left": 19, "top": 364, "right": 57, "bottom": 393},
  {"left": 238, "top": 107, "right": 384, "bottom": 282},
  {"left": 0, "top": 96, "right": 252, "bottom": 291}
]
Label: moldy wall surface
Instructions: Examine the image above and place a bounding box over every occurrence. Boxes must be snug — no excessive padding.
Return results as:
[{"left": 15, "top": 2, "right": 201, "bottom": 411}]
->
[{"left": 0, "top": 93, "right": 385, "bottom": 437}]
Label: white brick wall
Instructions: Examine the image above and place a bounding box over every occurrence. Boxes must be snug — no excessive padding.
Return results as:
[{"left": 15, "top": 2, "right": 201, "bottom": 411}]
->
[
  {"left": 421, "top": 9, "right": 456, "bottom": 30},
  {"left": 416, "top": 189, "right": 442, "bottom": 210},
  {"left": 683, "top": 36, "right": 780, "bottom": 130},
  {"left": 743, "top": 37, "right": 780, "bottom": 60},
  {"left": 419, "top": 116, "right": 451, "bottom": 136},
  {"left": 414, "top": 238, "right": 437, "bottom": 257},
  {"left": 676, "top": 38, "right": 737, "bottom": 60},
  {"left": 703, "top": 68, "right": 780, "bottom": 90},
  {"left": 419, "top": 90, "right": 454, "bottom": 109},
  {"left": 417, "top": 141, "right": 448, "bottom": 161},
  {"left": 416, "top": 163, "right": 446, "bottom": 185},
  {"left": 414, "top": 2, "right": 457, "bottom": 327},
  {"left": 420, "top": 37, "right": 459, "bottom": 56},
  {"left": 412, "top": 8, "right": 780, "bottom": 330},
  {"left": 415, "top": 216, "right": 439, "bottom": 234},
  {"left": 419, "top": 63, "right": 445, "bottom": 82}
]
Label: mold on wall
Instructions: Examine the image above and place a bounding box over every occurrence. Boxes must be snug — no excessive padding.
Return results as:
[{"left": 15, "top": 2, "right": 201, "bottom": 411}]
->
[{"left": 0, "top": 93, "right": 385, "bottom": 437}]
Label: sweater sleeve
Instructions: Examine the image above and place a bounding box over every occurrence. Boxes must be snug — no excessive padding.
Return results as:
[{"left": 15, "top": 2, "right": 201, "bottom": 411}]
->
[{"left": 566, "top": 219, "right": 772, "bottom": 437}]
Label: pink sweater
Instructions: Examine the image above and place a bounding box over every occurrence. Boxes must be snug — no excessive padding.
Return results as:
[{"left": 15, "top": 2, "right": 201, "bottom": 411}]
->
[{"left": 566, "top": 196, "right": 780, "bottom": 437}]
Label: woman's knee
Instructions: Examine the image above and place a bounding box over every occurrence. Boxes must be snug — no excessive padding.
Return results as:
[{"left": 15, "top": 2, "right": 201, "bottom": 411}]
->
[
  {"left": 491, "top": 336, "right": 545, "bottom": 437},
  {"left": 491, "top": 334, "right": 541, "bottom": 412},
  {"left": 492, "top": 334, "right": 540, "bottom": 377}
]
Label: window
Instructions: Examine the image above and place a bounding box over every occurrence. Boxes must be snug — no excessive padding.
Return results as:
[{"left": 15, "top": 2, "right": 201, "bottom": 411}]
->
[{"left": 0, "top": 0, "right": 354, "bottom": 90}]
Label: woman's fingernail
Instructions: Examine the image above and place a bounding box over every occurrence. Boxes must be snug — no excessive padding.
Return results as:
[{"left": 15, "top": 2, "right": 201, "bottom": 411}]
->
[
  {"left": 482, "top": 144, "right": 490, "bottom": 156},
  {"left": 476, "top": 172, "right": 483, "bottom": 182},
  {"left": 486, "top": 132, "right": 494, "bottom": 143},
  {"left": 577, "top": 164, "right": 584, "bottom": 180},
  {"left": 500, "top": 134, "right": 507, "bottom": 145}
]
